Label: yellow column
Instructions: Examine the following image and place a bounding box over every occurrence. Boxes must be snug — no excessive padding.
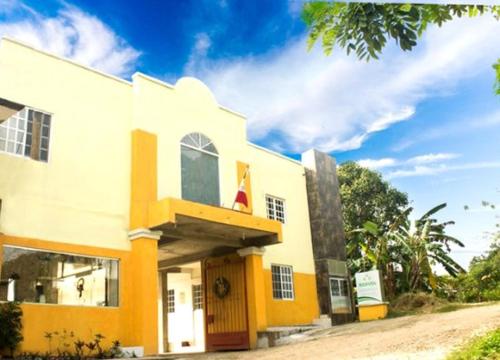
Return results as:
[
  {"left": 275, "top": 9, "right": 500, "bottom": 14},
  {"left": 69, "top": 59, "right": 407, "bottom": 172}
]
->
[
  {"left": 237, "top": 247, "right": 267, "bottom": 349},
  {"left": 130, "top": 129, "right": 157, "bottom": 229},
  {"left": 129, "top": 230, "right": 160, "bottom": 355},
  {"left": 129, "top": 129, "right": 160, "bottom": 354}
]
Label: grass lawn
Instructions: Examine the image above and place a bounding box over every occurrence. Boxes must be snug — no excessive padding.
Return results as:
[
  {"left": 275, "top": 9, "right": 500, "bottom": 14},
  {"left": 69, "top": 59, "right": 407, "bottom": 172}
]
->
[{"left": 447, "top": 327, "right": 500, "bottom": 360}]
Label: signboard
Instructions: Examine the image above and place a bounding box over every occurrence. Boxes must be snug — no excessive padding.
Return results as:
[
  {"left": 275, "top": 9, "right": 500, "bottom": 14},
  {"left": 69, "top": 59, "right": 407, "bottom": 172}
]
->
[{"left": 355, "top": 270, "right": 384, "bottom": 305}]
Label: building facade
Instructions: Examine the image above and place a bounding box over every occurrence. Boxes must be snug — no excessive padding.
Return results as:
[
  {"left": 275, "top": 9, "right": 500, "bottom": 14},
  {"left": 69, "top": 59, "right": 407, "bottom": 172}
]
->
[{"left": 0, "top": 37, "right": 352, "bottom": 355}]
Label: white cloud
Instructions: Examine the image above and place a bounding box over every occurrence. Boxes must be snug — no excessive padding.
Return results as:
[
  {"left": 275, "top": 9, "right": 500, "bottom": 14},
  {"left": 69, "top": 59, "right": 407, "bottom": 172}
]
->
[
  {"left": 0, "top": 3, "right": 140, "bottom": 77},
  {"left": 387, "top": 161, "right": 500, "bottom": 179},
  {"left": 357, "top": 152, "right": 461, "bottom": 170},
  {"left": 357, "top": 158, "right": 397, "bottom": 170},
  {"left": 394, "top": 109, "right": 500, "bottom": 151},
  {"left": 188, "top": 16, "right": 500, "bottom": 153},
  {"left": 408, "top": 153, "right": 461, "bottom": 164}
]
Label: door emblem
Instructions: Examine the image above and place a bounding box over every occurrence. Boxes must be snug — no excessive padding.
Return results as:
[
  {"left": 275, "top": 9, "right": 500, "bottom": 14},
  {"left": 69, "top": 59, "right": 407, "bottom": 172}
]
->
[{"left": 213, "top": 276, "right": 230, "bottom": 299}]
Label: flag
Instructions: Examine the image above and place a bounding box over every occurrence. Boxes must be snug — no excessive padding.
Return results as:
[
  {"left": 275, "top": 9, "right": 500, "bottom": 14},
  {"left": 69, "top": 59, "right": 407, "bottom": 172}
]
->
[{"left": 233, "top": 167, "right": 249, "bottom": 209}]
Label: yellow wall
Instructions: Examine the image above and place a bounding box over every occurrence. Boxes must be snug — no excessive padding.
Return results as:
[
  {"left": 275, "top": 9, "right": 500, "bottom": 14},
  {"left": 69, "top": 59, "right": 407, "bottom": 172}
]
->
[
  {"left": 131, "top": 74, "right": 248, "bottom": 209},
  {"left": 264, "top": 269, "right": 319, "bottom": 326},
  {"left": 0, "top": 235, "right": 134, "bottom": 353},
  {"left": 358, "top": 304, "right": 388, "bottom": 321},
  {"left": 0, "top": 38, "right": 132, "bottom": 251},
  {"left": 0, "top": 37, "right": 322, "bottom": 353},
  {"left": 248, "top": 145, "right": 316, "bottom": 275}
]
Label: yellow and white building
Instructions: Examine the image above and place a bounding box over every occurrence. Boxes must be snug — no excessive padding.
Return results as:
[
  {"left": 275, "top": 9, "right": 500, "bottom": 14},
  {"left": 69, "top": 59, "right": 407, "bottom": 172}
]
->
[{"left": 0, "top": 37, "right": 353, "bottom": 355}]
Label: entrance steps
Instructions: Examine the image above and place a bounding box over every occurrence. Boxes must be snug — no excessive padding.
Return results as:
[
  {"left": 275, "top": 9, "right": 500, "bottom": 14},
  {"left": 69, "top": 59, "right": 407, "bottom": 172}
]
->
[{"left": 257, "top": 323, "right": 329, "bottom": 348}]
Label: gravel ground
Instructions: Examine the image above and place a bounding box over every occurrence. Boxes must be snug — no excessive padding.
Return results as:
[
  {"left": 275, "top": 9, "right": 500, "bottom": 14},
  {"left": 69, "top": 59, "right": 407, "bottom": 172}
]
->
[{"left": 160, "top": 303, "right": 500, "bottom": 360}]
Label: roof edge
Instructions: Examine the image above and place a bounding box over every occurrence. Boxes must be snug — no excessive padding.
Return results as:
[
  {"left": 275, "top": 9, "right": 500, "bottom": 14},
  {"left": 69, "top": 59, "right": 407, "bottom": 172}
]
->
[
  {"left": 247, "top": 142, "right": 303, "bottom": 166},
  {"left": 1, "top": 36, "right": 132, "bottom": 86}
]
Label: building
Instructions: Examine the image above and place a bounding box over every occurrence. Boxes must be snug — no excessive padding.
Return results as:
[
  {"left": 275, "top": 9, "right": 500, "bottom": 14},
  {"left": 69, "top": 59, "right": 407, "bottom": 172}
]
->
[{"left": 0, "top": 37, "right": 353, "bottom": 355}]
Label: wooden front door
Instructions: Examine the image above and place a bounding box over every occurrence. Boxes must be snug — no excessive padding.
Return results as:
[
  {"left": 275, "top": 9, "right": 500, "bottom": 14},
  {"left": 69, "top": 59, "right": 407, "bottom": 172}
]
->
[{"left": 204, "top": 255, "right": 249, "bottom": 351}]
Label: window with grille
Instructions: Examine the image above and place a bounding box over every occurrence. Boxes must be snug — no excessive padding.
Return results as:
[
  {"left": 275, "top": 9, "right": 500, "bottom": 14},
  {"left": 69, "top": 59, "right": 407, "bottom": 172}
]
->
[
  {"left": 167, "top": 289, "right": 175, "bottom": 313},
  {"left": 265, "top": 195, "right": 286, "bottom": 224},
  {"left": 271, "top": 264, "right": 294, "bottom": 300},
  {"left": 180, "top": 132, "right": 220, "bottom": 206},
  {"left": 192, "top": 284, "right": 202, "bottom": 310},
  {"left": 0, "top": 108, "right": 52, "bottom": 162}
]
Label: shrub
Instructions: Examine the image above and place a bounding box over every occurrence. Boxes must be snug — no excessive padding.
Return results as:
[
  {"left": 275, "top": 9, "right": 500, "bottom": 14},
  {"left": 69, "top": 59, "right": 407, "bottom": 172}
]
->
[
  {"left": 15, "top": 331, "right": 124, "bottom": 360},
  {"left": 447, "top": 327, "right": 500, "bottom": 359},
  {"left": 0, "top": 302, "right": 23, "bottom": 357}
]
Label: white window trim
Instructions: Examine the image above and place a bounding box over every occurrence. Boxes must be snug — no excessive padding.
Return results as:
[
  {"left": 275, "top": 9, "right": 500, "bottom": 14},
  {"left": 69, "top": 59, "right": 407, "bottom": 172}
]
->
[
  {"left": 265, "top": 194, "right": 286, "bottom": 224},
  {"left": 271, "top": 264, "right": 294, "bottom": 301},
  {"left": 167, "top": 289, "right": 175, "bottom": 313},
  {"left": 179, "top": 133, "right": 222, "bottom": 207},
  {"left": 0, "top": 106, "right": 53, "bottom": 163}
]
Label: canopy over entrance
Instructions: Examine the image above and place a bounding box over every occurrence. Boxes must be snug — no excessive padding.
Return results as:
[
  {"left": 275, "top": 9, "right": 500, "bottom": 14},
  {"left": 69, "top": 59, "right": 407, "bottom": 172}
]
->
[
  {"left": 149, "top": 198, "right": 282, "bottom": 268},
  {"left": 0, "top": 97, "right": 24, "bottom": 123}
]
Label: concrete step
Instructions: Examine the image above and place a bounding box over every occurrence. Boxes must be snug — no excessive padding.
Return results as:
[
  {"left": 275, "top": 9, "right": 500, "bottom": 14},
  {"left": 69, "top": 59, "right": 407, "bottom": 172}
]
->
[{"left": 257, "top": 324, "right": 325, "bottom": 348}]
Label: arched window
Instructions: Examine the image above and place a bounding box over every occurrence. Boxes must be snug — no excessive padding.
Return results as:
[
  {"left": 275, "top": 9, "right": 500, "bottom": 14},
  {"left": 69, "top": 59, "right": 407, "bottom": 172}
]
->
[{"left": 180, "top": 133, "right": 220, "bottom": 206}]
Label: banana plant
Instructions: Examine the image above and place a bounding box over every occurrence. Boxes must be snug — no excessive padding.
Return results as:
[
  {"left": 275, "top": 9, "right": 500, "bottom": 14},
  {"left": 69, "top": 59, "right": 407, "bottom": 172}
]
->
[
  {"left": 393, "top": 203, "right": 465, "bottom": 292},
  {"left": 350, "top": 203, "right": 464, "bottom": 295}
]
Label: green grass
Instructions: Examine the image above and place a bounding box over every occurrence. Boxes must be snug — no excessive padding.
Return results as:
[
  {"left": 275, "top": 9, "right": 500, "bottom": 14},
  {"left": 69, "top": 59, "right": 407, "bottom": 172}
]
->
[
  {"left": 447, "top": 327, "right": 500, "bottom": 360},
  {"left": 434, "top": 304, "right": 475, "bottom": 313}
]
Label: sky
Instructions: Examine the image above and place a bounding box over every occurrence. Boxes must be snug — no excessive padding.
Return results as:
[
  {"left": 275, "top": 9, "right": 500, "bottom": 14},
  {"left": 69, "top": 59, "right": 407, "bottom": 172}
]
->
[{"left": 0, "top": 0, "right": 499, "bottom": 270}]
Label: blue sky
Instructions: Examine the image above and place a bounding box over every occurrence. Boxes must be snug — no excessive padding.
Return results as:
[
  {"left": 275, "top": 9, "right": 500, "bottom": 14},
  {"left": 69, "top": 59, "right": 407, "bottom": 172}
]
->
[{"left": 1, "top": 0, "right": 499, "bottom": 269}]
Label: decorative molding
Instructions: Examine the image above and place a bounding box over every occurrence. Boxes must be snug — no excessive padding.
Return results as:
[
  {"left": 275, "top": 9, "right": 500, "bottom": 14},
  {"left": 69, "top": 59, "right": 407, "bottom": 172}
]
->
[
  {"left": 237, "top": 246, "right": 265, "bottom": 257},
  {"left": 128, "top": 228, "right": 161, "bottom": 241}
]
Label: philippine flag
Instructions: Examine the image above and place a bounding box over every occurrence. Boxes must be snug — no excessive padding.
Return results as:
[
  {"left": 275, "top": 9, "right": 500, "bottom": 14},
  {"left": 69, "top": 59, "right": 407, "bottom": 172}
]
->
[{"left": 234, "top": 167, "right": 249, "bottom": 208}]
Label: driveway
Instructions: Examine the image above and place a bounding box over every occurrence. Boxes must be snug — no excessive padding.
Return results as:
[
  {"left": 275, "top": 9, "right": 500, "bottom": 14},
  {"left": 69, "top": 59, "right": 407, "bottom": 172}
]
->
[{"left": 161, "top": 303, "right": 500, "bottom": 360}]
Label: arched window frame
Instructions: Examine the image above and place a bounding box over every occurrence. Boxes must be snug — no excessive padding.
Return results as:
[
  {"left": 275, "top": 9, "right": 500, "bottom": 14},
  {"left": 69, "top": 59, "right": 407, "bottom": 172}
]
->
[
  {"left": 180, "top": 132, "right": 221, "bottom": 206},
  {"left": 180, "top": 132, "right": 219, "bottom": 157}
]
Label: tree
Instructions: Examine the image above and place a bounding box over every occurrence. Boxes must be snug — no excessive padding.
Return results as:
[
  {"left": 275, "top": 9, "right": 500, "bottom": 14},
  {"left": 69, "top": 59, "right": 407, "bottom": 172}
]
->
[
  {"left": 351, "top": 203, "right": 464, "bottom": 297},
  {"left": 393, "top": 203, "right": 465, "bottom": 293},
  {"left": 495, "top": 59, "right": 500, "bottom": 95},
  {"left": 338, "top": 161, "right": 408, "bottom": 241},
  {"left": 457, "top": 238, "right": 500, "bottom": 302},
  {"left": 302, "top": 2, "right": 500, "bottom": 91}
]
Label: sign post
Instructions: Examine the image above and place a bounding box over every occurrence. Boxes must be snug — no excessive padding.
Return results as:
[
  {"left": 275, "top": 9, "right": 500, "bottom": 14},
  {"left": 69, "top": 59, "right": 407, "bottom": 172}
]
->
[{"left": 354, "top": 270, "right": 388, "bottom": 321}]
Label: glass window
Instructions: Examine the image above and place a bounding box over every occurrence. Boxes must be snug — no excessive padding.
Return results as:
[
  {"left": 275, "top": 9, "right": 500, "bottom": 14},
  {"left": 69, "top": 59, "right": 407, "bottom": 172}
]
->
[
  {"left": 180, "top": 133, "right": 220, "bottom": 206},
  {"left": 0, "top": 108, "right": 51, "bottom": 162},
  {"left": 167, "top": 289, "right": 175, "bottom": 313},
  {"left": 271, "top": 264, "right": 294, "bottom": 300},
  {"left": 329, "top": 277, "right": 351, "bottom": 314},
  {"left": 0, "top": 246, "right": 119, "bottom": 307},
  {"left": 192, "top": 284, "right": 202, "bottom": 310},
  {"left": 266, "top": 195, "right": 286, "bottom": 224}
]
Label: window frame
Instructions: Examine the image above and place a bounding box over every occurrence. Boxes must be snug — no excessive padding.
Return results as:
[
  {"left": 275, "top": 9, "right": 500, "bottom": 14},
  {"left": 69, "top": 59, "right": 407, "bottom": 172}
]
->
[
  {"left": 179, "top": 132, "right": 222, "bottom": 207},
  {"left": 265, "top": 195, "right": 286, "bottom": 224},
  {"left": 271, "top": 264, "right": 294, "bottom": 301},
  {"left": 329, "top": 276, "right": 352, "bottom": 314},
  {"left": 192, "top": 284, "right": 203, "bottom": 310},
  {"left": 0, "top": 106, "right": 53, "bottom": 162},
  {"left": 167, "top": 289, "right": 175, "bottom": 313},
  {"left": 0, "top": 245, "right": 120, "bottom": 308}
]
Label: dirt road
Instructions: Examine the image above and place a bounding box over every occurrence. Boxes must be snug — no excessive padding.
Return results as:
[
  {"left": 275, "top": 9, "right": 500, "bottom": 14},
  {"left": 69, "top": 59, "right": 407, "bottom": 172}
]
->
[{"left": 172, "top": 304, "right": 500, "bottom": 360}]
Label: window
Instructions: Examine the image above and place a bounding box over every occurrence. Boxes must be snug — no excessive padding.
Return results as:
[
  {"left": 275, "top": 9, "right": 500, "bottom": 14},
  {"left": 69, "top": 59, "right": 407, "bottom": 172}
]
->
[
  {"left": 180, "top": 132, "right": 220, "bottom": 206},
  {"left": 0, "top": 246, "right": 119, "bottom": 306},
  {"left": 271, "top": 264, "right": 294, "bottom": 300},
  {"left": 329, "top": 277, "right": 351, "bottom": 314},
  {"left": 167, "top": 289, "right": 175, "bottom": 313},
  {"left": 0, "top": 108, "right": 52, "bottom": 162},
  {"left": 266, "top": 195, "right": 286, "bottom": 223},
  {"left": 192, "top": 284, "right": 202, "bottom": 310}
]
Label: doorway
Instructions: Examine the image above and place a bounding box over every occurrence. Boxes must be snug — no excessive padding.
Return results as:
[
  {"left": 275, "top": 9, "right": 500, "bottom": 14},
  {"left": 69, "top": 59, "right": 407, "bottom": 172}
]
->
[{"left": 160, "top": 261, "right": 205, "bottom": 354}]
